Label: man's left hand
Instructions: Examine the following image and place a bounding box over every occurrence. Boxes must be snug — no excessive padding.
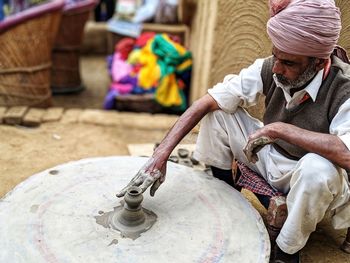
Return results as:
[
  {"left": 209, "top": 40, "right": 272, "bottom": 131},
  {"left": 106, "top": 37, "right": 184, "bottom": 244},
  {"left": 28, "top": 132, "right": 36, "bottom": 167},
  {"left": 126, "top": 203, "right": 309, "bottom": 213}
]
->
[{"left": 243, "top": 123, "right": 281, "bottom": 163}]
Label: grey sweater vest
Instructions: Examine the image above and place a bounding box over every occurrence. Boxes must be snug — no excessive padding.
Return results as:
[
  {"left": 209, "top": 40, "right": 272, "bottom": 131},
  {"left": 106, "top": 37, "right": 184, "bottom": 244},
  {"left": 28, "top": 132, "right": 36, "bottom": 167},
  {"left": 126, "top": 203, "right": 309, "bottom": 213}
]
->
[{"left": 261, "top": 56, "right": 350, "bottom": 160}]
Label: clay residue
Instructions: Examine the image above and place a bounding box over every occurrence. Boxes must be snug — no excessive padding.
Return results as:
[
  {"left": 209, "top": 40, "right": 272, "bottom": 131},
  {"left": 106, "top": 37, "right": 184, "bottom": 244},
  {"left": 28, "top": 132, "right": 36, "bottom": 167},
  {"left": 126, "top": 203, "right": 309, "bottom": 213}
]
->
[
  {"left": 49, "top": 170, "right": 59, "bottom": 175},
  {"left": 95, "top": 210, "right": 110, "bottom": 228},
  {"left": 108, "top": 239, "right": 118, "bottom": 246},
  {"left": 95, "top": 205, "right": 157, "bottom": 241},
  {"left": 30, "top": 204, "right": 39, "bottom": 213}
]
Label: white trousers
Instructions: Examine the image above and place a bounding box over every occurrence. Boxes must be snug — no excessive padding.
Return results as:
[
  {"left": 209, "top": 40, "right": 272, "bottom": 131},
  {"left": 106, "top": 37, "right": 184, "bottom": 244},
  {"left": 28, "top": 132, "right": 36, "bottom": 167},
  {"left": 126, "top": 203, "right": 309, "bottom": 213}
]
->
[{"left": 193, "top": 108, "right": 350, "bottom": 254}]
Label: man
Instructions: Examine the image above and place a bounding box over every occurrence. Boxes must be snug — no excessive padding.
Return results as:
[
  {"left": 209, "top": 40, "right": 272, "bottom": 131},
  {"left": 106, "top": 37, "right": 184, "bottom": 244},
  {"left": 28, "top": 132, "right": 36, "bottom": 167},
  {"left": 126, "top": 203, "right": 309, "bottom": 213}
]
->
[{"left": 117, "top": 0, "right": 350, "bottom": 262}]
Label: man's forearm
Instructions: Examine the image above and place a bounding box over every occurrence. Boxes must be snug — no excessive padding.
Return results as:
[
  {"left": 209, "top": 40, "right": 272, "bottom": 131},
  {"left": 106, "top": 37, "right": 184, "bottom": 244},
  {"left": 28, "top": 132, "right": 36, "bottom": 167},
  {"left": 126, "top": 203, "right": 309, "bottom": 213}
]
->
[
  {"left": 153, "top": 94, "right": 219, "bottom": 161},
  {"left": 267, "top": 122, "right": 350, "bottom": 170}
]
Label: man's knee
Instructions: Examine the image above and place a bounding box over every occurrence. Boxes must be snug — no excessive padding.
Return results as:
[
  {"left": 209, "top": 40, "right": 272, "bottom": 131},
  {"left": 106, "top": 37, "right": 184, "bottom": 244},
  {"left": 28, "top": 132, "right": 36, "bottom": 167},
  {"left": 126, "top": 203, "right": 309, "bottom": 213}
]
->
[
  {"left": 293, "top": 153, "right": 339, "bottom": 191},
  {"left": 203, "top": 110, "right": 230, "bottom": 124},
  {"left": 199, "top": 110, "right": 237, "bottom": 144}
]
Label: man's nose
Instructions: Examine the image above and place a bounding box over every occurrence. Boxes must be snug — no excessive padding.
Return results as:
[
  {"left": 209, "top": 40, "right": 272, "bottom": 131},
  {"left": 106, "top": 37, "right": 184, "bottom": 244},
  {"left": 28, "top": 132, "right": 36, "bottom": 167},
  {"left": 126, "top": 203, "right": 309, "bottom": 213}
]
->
[{"left": 272, "top": 59, "right": 284, "bottom": 75}]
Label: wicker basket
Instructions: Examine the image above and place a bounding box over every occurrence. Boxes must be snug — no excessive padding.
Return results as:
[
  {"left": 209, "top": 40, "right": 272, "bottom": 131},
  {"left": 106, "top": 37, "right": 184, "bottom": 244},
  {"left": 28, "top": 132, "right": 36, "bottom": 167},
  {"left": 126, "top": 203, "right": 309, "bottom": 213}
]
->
[
  {"left": 115, "top": 93, "right": 163, "bottom": 113},
  {"left": 51, "top": 0, "right": 97, "bottom": 94},
  {"left": 0, "top": 0, "right": 64, "bottom": 107}
]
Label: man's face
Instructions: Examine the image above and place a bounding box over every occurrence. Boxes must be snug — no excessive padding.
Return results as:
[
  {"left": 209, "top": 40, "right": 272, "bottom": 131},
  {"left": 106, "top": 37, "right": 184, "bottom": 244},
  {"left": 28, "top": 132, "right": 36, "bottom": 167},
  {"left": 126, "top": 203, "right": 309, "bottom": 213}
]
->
[{"left": 272, "top": 47, "right": 318, "bottom": 90}]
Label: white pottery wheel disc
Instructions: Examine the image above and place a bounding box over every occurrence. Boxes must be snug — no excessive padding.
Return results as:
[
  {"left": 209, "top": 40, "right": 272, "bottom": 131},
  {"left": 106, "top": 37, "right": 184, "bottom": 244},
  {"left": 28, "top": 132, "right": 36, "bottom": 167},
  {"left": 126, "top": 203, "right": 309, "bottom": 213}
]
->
[{"left": 0, "top": 156, "right": 270, "bottom": 263}]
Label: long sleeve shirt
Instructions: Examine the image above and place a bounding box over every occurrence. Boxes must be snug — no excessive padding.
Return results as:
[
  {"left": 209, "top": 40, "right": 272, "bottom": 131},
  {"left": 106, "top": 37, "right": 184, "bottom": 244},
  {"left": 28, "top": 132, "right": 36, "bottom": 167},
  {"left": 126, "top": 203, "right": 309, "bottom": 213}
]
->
[{"left": 207, "top": 58, "right": 350, "bottom": 175}]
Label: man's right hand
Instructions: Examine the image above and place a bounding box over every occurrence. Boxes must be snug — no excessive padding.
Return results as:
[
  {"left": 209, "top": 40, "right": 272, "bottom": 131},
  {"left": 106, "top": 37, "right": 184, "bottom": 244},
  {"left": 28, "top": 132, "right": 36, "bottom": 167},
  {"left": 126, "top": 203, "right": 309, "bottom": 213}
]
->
[
  {"left": 116, "top": 157, "right": 167, "bottom": 198},
  {"left": 116, "top": 94, "right": 219, "bottom": 198}
]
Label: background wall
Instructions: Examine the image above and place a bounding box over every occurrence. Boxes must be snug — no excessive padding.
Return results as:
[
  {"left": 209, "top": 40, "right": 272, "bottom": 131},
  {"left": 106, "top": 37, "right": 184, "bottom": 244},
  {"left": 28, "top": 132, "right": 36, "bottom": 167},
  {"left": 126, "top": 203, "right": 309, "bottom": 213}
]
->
[{"left": 337, "top": 0, "right": 350, "bottom": 53}]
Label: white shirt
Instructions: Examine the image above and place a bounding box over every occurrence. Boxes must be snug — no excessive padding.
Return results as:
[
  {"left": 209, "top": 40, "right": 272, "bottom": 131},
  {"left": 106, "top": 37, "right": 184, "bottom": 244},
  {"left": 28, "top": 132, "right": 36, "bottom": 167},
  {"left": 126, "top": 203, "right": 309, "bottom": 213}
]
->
[{"left": 208, "top": 58, "right": 350, "bottom": 152}]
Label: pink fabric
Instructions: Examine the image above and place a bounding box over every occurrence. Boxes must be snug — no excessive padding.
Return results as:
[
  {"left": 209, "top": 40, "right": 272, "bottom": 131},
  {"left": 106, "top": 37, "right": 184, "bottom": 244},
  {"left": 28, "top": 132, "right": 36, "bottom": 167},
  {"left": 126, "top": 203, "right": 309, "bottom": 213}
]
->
[
  {"left": 110, "top": 82, "right": 133, "bottom": 94},
  {"left": 267, "top": 0, "right": 341, "bottom": 59},
  {"left": 111, "top": 52, "right": 132, "bottom": 82}
]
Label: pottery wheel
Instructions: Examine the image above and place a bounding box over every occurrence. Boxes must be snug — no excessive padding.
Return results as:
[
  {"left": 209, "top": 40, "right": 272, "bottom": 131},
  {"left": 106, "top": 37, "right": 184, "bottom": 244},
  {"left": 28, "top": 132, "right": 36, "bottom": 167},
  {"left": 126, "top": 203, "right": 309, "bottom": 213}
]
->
[{"left": 0, "top": 156, "right": 270, "bottom": 263}]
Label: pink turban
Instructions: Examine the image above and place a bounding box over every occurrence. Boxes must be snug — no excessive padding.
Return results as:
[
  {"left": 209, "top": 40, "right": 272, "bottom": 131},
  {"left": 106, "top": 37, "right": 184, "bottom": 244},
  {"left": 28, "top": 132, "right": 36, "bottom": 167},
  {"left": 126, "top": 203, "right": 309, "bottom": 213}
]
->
[{"left": 267, "top": 0, "right": 341, "bottom": 59}]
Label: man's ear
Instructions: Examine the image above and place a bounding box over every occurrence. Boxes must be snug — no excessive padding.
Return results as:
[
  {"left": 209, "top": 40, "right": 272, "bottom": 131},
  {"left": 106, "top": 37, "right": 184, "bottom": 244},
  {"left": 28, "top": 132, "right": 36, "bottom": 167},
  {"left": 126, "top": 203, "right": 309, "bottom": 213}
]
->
[{"left": 315, "top": 58, "right": 328, "bottom": 71}]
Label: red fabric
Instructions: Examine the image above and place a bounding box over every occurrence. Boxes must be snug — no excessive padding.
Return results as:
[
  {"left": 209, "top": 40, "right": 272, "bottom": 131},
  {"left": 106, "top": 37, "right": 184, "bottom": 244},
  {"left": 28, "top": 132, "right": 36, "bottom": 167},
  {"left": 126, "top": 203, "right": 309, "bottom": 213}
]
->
[
  {"left": 269, "top": 0, "right": 291, "bottom": 17},
  {"left": 115, "top": 38, "right": 135, "bottom": 60},
  {"left": 323, "top": 58, "right": 331, "bottom": 80},
  {"left": 168, "top": 35, "right": 181, "bottom": 44},
  {"left": 135, "top": 32, "right": 156, "bottom": 47},
  {"left": 236, "top": 162, "right": 283, "bottom": 197}
]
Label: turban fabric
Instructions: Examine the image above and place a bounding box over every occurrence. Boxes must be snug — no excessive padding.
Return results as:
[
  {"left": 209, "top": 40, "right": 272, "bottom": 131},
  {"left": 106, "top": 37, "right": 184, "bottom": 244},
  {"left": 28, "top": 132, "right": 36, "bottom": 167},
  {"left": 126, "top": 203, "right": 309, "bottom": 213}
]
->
[{"left": 267, "top": 0, "right": 341, "bottom": 59}]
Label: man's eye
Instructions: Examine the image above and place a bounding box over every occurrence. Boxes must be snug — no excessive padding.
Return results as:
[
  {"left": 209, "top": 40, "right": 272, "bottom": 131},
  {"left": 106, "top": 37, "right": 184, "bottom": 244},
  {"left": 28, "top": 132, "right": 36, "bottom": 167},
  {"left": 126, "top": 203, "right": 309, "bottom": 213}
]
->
[
  {"left": 272, "top": 56, "right": 277, "bottom": 64},
  {"left": 282, "top": 61, "right": 295, "bottom": 66}
]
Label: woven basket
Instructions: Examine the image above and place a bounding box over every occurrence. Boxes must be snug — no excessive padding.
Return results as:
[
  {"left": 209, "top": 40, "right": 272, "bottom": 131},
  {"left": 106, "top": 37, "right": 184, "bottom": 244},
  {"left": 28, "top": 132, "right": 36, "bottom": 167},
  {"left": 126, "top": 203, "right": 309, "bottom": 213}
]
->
[
  {"left": 0, "top": 0, "right": 64, "bottom": 107},
  {"left": 115, "top": 94, "right": 163, "bottom": 113},
  {"left": 51, "top": 0, "right": 97, "bottom": 94}
]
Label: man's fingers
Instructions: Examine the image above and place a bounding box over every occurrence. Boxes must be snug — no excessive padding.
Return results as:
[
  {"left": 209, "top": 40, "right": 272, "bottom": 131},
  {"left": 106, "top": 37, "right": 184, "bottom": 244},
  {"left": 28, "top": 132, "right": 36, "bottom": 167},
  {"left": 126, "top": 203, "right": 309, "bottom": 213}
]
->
[
  {"left": 243, "top": 142, "right": 260, "bottom": 163},
  {"left": 134, "top": 176, "right": 145, "bottom": 186},
  {"left": 139, "top": 169, "right": 164, "bottom": 194},
  {"left": 116, "top": 180, "right": 136, "bottom": 197},
  {"left": 116, "top": 172, "right": 143, "bottom": 197},
  {"left": 244, "top": 136, "right": 274, "bottom": 163},
  {"left": 150, "top": 179, "right": 161, "bottom": 197},
  {"left": 243, "top": 141, "right": 254, "bottom": 162},
  {"left": 251, "top": 153, "right": 259, "bottom": 163},
  {"left": 116, "top": 188, "right": 128, "bottom": 198},
  {"left": 116, "top": 178, "right": 139, "bottom": 197},
  {"left": 139, "top": 176, "right": 156, "bottom": 193},
  {"left": 116, "top": 167, "right": 165, "bottom": 198}
]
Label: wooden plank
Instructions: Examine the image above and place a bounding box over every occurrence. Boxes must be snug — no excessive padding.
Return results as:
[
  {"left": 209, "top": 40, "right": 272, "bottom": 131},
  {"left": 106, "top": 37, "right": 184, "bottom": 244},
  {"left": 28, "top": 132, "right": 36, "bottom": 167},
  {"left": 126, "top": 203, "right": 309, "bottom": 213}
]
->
[
  {"left": 143, "top": 23, "right": 190, "bottom": 48},
  {"left": 4, "top": 106, "right": 28, "bottom": 125},
  {"left": 177, "top": 0, "right": 196, "bottom": 26},
  {"left": 0, "top": 107, "right": 7, "bottom": 124},
  {"left": 22, "top": 108, "right": 45, "bottom": 127},
  {"left": 142, "top": 23, "right": 188, "bottom": 33},
  {"left": 42, "top": 107, "right": 64, "bottom": 122}
]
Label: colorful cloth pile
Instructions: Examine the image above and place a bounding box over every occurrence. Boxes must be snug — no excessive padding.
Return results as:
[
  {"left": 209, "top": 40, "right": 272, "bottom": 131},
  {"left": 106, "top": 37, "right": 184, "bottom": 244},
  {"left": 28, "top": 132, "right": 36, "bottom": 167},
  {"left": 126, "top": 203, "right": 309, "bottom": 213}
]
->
[{"left": 104, "top": 32, "right": 192, "bottom": 112}]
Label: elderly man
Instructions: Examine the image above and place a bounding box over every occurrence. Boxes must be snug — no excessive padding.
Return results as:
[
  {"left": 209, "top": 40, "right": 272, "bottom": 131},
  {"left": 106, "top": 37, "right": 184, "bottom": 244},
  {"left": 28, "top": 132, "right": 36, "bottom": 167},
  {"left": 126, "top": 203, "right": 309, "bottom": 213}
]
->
[{"left": 117, "top": 0, "right": 350, "bottom": 262}]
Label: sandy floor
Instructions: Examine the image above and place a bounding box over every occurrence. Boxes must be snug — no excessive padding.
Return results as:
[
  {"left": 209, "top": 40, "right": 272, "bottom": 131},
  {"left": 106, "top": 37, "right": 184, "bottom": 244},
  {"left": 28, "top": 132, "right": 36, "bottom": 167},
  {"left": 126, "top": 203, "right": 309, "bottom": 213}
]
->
[{"left": 1, "top": 56, "right": 349, "bottom": 262}]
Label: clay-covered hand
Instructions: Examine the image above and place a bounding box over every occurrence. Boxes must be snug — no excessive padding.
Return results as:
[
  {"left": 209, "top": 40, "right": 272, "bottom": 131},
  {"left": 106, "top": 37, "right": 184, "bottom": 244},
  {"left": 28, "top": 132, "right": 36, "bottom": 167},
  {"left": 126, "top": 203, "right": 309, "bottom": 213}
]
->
[
  {"left": 243, "top": 136, "right": 274, "bottom": 163},
  {"left": 116, "top": 157, "right": 167, "bottom": 198}
]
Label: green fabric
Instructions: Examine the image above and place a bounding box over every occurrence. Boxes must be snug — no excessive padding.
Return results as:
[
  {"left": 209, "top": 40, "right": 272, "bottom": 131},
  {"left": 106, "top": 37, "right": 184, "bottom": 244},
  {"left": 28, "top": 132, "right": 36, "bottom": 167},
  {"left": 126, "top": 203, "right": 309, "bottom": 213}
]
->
[
  {"left": 151, "top": 34, "right": 191, "bottom": 111},
  {"left": 151, "top": 34, "right": 192, "bottom": 77}
]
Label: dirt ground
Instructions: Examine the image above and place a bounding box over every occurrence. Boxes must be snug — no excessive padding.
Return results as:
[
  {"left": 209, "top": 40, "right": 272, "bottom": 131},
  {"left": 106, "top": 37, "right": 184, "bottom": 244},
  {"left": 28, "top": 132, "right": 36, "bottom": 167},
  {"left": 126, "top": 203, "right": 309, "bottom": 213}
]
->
[{"left": 1, "top": 56, "right": 349, "bottom": 262}]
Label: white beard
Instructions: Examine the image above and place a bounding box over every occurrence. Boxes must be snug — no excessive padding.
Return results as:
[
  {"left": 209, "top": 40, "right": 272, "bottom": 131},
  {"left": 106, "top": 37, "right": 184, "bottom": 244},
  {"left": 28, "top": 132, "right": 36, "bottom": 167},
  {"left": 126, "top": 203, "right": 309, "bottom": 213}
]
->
[{"left": 273, "top": 61, "right": 318, "bottom": 91}]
